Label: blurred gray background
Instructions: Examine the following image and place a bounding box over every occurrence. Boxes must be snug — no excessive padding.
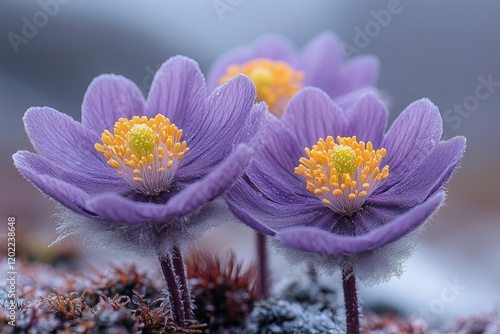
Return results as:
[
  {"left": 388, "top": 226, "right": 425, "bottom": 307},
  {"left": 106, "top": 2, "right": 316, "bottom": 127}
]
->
[{"left": 1, "top": 0, "right": 499, "bottom": 325}]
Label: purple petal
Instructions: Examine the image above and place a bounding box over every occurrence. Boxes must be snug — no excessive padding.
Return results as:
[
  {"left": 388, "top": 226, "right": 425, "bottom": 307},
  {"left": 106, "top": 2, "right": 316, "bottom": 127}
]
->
[
  {"left": 233, "top": 101, "right": 268, "bottom": 146},
  {"left": 165, "top": 144, "right": 255, "bottom": 218},
  {"left": 86, "top": 193, "right": 161, "bottom": 224},
  {"left": 207, "top": 34, "right": 296, "bottom": 91},
  {"left": 247, "top": 116, "right": 313, "bottom": 203},
  {"left": 282, "top": 87, "right": 349, "bottom": 149},
  {"left": 87, "top": 144, "right": 254, "bottom": 224},
  {"left": 175, "top": 75, "right": 258, "bottom": 180},
  {"left": 13, "top": 151, "right": 126, "bottom": 195},
  {"left": 350, "top": 203, "right": 403, "bottom": 236},
  {"left": 145, "top": 56, "right": 207, "bottom": 138},
  {"left": 193, "top": 74, "right": 256, "bottom": 148},
  {"left": 23, "top": 107, "right": 112, "bottom": 175},
  {"left": 13, "top": 152, "right": 92, "bottom": 215},
  {"left": 248, "top": 34, "right": 296, "bottom": 61},
  {"left": 225, "top": 177, "right": 334, "bottom": 235},
  {"left": 276, "top": 190, "right": 444, "bottom": 255},
  {"left": 372, "top": 136, "right": 466, "bottom": 207},
  {"left": 297, "top": 32, "right": 344, "bottom": 92},
  {"left": 321, "top": 202, "right": 404, "bottom": 238},
  {"left": 81, "top": 74, "right": 146, "bottom": 135},
  {"left": 332, "top": 55, "right": 380, "bottom": 97},
  {"left": 332, "top": 87, "right": 381, "bottom": 111},
  {"left": 346, "top": 93, "right": 388, "bottom": 147},
  {"left": 379, "top": 98, "right": 443, "bottom": 191}
]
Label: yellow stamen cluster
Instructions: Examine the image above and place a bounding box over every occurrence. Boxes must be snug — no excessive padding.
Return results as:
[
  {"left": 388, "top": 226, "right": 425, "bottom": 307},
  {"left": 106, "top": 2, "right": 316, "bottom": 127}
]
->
[
  {"left": 94, "top": 114, "right": 189, "bottom": 195},
  {"left": 295, "top": 136, "right": 389, "bottom": 216},
  {"left": 218, "top": 58, "right": 304, "bottom": 117}
]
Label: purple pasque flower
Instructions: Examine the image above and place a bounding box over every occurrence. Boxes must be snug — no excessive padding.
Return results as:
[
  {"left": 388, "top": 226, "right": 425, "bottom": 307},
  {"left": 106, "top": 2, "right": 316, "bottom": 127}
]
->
[
  {"left": 13, "top": 55, "right": 266, "bottom": 256},
  {"left": 225, "top": 88, "right": 466, "bottom": 284},
  {"left": 207, "top": 32, "right": 379, "bottom": 117}
]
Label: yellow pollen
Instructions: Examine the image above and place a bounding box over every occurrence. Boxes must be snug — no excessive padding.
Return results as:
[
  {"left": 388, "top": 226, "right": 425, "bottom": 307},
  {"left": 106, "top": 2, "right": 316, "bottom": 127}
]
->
[
  {"left": 94, "top": 114, "right": 190, "bottom": 195},
  {"left": 294, "top": 136, "right": 390, "bottom": 216},
  {"left": 249, "top": 67, "right": 273, "bottom": 87},
  {"left": 218, "top": 58, "right": 304, "bottom": 117},
  {"left": 331, "top": 145, "right": 356, "bottom": 175},
  {"left": 127, "top": 124, "right": 155, "bottom": 158}
]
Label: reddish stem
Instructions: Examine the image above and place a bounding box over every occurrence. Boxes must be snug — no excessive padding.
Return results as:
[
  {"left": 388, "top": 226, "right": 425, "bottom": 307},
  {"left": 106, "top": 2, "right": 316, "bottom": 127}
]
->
[
  {"left": 159, "top": 255, "right": 185, "bottom": 327},
  {"left": 171, "top": 245, "right": 193, "bottom": 321},
  {"left": 342, "top": 266, "right": 360, "bottom": 334},
  {"left": 256, "top": 232, "right": 269, "bottom": 299}
]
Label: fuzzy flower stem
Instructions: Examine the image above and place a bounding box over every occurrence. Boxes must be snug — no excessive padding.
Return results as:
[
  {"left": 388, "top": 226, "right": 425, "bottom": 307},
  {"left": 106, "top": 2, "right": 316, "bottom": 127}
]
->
[
  {"left": 171, "top": 245, "right": 194, "bottom": 321},
  {"left": 342, "top": 266, "right": 360, "bottom": 334},
  {"left": 159, "top": 255, "right": 186, "bottom": 327},
  {"left": 256, "top": 232, "right": 269, "bottom": 299}
]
